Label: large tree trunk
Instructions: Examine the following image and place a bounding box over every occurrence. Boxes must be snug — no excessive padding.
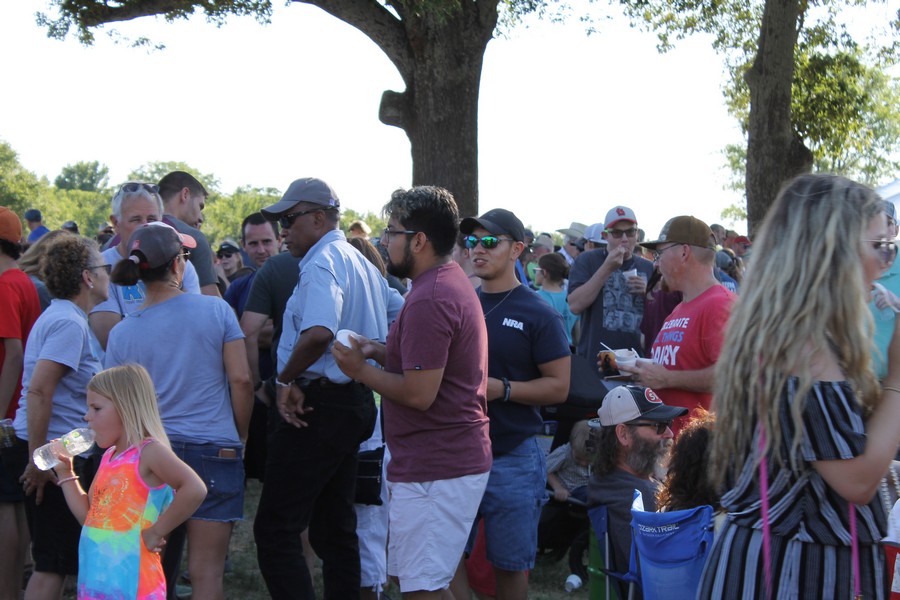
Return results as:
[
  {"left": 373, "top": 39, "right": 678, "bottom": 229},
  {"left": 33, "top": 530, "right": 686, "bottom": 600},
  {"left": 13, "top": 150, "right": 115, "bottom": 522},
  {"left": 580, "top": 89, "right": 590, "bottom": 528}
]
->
[
  {"left": 744, "top": 0, "right": 812, "bottom": 234},
  {"left": 303, "top": 1, "right": 498, "bottom": 218},
  {"left": 377, "top": 4, "right": 496, "bottom": 218}
]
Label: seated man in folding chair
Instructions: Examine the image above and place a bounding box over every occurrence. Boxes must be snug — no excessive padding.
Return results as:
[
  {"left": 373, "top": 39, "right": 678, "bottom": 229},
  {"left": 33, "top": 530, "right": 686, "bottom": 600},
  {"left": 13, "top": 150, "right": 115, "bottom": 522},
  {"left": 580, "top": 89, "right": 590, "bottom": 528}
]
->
[{"left": 587, "top": 385, "right": 687, "bottom": 598}]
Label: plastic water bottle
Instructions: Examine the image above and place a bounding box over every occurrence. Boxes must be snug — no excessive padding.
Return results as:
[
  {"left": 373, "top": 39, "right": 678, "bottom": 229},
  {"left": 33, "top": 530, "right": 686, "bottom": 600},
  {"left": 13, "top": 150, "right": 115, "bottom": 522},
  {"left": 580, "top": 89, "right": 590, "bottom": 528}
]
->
[
  {"left": 32, "top": 428, "right": 95, "bottom": 471},
  {"left": 564, "top": 573, "right": 583, "bottom": 592}
]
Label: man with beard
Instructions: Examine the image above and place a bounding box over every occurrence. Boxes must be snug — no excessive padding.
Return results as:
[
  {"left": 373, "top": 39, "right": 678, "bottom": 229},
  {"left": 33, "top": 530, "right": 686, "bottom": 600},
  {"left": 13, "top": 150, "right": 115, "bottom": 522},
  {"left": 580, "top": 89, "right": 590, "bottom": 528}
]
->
[
  {"left": 333, "top": 186, "right": 491, "bottom": 598},
  {"left": 253, "top": 177, "right": 403, "bottom": 600},
  {"left": 587, "top": 385, "right": 687, "bottom": 599}
]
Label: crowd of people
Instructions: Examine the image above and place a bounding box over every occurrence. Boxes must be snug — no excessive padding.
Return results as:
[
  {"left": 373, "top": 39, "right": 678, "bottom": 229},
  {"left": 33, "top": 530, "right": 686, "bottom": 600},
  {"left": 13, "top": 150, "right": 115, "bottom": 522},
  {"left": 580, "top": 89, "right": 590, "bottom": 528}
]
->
[{"left": 0, "top": 169, "right": 898, "bottom": 600}]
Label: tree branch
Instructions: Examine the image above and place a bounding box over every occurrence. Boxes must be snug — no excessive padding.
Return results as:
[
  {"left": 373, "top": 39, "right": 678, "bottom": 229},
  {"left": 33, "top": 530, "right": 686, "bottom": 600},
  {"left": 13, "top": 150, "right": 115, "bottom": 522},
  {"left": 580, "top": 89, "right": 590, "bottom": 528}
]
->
[{"left": 297, "top": 0, "right": 413, "bottom": 84}]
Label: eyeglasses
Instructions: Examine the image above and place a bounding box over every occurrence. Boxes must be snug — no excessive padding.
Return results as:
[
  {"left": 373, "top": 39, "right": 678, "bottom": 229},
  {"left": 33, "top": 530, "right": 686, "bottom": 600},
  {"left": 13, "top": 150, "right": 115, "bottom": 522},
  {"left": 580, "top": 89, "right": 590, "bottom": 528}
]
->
[
  {"left": 605, "top": 227, "right": 638, "bottom": 239},
  {"left": 119, "top": 182, "right": 159, "bottom": 195},
  {"left": 864, "top": 239, "right": 898, "bottom": 264},
  {"left": 464, "top": 235, "right": 514, "bottom": 250},
  {"left": 86, "top": 264, "right": 112, "bottom": 275},
  {"left": 651, "top": 244, "right": 682, "bottom": 261},
  {"left": 382, "top": 227, "right": 419, "bottom": 242},
  {"left": 628, "top": 421, "right": 672, "bottom": 435},
  {"left": 279, "top": 208, "right": 323, "bottom": 230}
]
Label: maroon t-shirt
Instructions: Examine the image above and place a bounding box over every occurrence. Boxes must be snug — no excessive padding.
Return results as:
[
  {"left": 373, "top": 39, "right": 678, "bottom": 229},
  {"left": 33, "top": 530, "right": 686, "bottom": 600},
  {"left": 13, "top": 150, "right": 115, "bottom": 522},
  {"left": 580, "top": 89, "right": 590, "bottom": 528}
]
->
[{"left": 383, "top": 262, "right": 492, "bottom": 482}]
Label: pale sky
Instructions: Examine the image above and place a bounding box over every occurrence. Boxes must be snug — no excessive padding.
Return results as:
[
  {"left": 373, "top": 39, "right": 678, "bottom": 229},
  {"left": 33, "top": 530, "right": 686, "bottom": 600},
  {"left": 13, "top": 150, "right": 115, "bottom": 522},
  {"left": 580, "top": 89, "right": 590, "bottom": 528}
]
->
[{"left": 4, "top": 1, "right": 885, "bottom": 238}]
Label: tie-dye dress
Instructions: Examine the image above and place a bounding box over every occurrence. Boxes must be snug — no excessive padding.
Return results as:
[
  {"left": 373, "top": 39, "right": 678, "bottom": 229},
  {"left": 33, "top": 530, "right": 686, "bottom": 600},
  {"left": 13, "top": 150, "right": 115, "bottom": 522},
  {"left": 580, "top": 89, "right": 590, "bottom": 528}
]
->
[{"left": 78, "top": 439, "right": 174, "bottom": 600}]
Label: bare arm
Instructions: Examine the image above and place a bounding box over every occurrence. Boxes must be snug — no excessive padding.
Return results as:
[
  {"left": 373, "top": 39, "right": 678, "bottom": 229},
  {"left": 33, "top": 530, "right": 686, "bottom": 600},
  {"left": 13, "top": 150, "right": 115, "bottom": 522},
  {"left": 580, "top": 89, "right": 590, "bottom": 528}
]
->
[
  {"left": 629, "top": 362, "right": 716, "bottom": 394},
  {"left": 0, "top": 338, "right": 24, "bottom": 416},
  {"left": 53, "top": 456, "right": 89, "bottom": 524},
  {"left": 240, "top": 311, "right": 268, "bottom": 386},
  {"left": 567, "top": 248, "right": 625, "bottom": 315},
  {"left": 89, "top": 311, "right": 121, "bottom": 351},
  {"left": 223, "top": 339, "right": 253, "bottom": 444},
  {"left": 333, "top": 338, "right": 443, "bottom": 411},
  {"left": 485, "top": 355, "right": 571, "bottom": 406},
  {"left": 22, "top": 359, "right": 69, "bottom": 504},
  {"left": 812, "top": 318, "right": 900, "bottom": 504},
  {"left": 139, "top": 442, "right": 208, "bottom": 552},
  {"left": 276, "top": 326, "right": 333, "bottom": 428}
]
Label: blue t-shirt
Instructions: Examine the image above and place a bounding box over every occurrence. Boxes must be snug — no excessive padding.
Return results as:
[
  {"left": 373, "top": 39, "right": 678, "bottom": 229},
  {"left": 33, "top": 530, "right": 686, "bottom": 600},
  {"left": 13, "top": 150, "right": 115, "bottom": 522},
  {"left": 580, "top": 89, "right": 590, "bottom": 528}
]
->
[
  {"left": 277, "top": 230, "right": 404, "bottom": 383},
  {"left": 27, "top": 225, "right": 50, "bottom": 244},
  {"left": 536, "top": 288, "right": 580, "bottom": 345},
  {"left": 91, "top": 246, "right": 201, "bottom": 320},
  {"left": 105, "top": 294, "right": 244, "bottom": 445},
  {"left": 224, "top": 270, "right": 256, "bottom": 317},
  {"left": 14, "top": 299, "right": 102, "bottom": 439},
  {"left": 479, "top": 284, "right": 571, "bottom": 455}
]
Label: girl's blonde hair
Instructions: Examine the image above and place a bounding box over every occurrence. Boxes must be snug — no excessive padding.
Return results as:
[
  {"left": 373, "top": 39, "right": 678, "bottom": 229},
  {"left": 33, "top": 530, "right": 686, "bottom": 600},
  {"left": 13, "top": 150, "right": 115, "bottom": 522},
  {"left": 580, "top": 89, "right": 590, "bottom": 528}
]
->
[
  {"left": 88, "top": 364, "right": 169, "bottom": 449},
  {"left": 710, "top": 174, "right": 881, "bottom": 488}
]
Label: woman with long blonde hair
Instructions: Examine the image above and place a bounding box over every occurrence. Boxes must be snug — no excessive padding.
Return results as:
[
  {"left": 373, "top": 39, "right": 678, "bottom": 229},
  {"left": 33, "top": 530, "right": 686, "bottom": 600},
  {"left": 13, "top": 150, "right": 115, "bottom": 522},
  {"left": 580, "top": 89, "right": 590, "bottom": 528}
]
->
[{"left": 700, "top": 174, "right": 900, "bottom": 598}]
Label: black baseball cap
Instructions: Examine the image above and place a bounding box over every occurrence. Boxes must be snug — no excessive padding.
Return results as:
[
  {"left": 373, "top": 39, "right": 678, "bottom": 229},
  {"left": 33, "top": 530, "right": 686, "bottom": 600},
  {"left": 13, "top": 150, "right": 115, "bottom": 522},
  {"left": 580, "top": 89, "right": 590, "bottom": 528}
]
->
[{"left": 459, "top": 208, "right": 525, "bottom": 242}]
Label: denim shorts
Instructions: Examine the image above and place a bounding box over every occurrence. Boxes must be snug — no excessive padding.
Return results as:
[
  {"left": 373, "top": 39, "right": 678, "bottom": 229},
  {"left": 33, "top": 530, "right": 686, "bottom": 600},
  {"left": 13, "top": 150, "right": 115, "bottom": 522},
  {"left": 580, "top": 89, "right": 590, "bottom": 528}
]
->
[
  {"left": 470, "top": 436, "right": 548, "bottom": 571},
  {"left": 171, "top": 441, "right": 244, "bottom": 522}
]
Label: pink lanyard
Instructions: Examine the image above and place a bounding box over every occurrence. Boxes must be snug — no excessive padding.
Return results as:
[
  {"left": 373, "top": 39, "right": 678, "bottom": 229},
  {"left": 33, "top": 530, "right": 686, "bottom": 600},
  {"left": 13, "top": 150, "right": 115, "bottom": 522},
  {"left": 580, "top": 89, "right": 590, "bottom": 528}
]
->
[{"left": 758, "top": 427, "right": 861, "bottom": 599}]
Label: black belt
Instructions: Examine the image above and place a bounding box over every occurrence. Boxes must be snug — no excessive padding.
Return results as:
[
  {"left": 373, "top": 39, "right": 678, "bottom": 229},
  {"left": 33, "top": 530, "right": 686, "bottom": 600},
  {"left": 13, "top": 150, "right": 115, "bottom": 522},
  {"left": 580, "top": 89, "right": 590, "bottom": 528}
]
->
[{"left": 296, "top": 377, "right": 358, "bottom": 390}]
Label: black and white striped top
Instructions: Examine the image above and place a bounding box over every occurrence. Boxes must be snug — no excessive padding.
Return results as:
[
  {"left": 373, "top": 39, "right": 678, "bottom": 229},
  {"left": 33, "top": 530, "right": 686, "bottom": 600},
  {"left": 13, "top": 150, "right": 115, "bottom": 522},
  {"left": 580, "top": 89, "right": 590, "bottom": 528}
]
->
[{"left": 721, "top": 378, "right": 887, "bottom": 545}]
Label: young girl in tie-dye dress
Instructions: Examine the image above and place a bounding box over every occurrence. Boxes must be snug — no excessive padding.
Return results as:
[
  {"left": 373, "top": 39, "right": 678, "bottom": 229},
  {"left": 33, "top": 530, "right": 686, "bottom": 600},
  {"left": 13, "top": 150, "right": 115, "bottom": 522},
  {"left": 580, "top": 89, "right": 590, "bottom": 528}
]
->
[{"left": 52, "top": 365, "right": 207, "bottom": 600}]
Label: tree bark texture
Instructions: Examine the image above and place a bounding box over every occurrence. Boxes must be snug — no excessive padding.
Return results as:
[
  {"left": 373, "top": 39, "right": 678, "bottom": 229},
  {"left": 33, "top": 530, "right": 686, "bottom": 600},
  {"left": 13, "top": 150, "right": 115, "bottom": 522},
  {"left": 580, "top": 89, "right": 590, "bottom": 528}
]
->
[
  {"left": 744, "top": 0, "right": 812, "bottom": 235},
  {"left": 310, "top": 1, "right": 498, "bottom": 218}
]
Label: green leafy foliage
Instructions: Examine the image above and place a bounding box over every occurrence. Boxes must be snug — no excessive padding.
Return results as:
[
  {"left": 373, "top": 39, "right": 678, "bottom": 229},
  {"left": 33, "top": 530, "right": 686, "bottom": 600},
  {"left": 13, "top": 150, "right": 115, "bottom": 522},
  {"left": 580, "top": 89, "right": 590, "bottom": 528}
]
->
[
  {"left": 127, "top": 160, "right": 221, "bottom": 191},
  {"left": 54, "top": 160, "right": 110, "bottom": 192},
  {"left": 201, "top": 185, "right": 282, "bottom": 246}
]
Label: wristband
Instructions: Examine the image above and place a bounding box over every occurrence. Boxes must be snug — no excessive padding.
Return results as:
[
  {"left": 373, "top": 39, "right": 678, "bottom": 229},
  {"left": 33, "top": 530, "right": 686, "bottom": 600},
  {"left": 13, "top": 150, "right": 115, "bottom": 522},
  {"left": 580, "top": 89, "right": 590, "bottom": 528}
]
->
[
  {"left": 275, "top": 378, "right": 293, "bottom": 389},
  {"left": 57, "top": 475, "right": 79, "bottom": 486},
  {"left": 502, "top": 377, "right": 511, "bottom": 403}
]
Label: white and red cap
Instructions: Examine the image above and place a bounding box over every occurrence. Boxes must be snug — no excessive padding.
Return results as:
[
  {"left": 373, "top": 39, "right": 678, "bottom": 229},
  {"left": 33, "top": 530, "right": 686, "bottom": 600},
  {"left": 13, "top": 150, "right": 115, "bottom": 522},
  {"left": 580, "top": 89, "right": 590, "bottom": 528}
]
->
[
  {"left": 604, "top": 206, "right": 638, "bottom": 229},
  {"left": 597, "top": 385, "right": 688, "bottom": 426}
]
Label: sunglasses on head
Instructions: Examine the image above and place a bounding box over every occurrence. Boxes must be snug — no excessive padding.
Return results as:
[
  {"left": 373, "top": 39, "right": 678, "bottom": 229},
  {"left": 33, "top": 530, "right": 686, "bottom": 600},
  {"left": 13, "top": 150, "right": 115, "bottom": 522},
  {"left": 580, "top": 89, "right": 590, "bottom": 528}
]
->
[
  {"left": 119, "top": 182, "right": 159, "bottom": 195},
  {"left": 464, "top": 234, "right": 514, "bottom": 250}
]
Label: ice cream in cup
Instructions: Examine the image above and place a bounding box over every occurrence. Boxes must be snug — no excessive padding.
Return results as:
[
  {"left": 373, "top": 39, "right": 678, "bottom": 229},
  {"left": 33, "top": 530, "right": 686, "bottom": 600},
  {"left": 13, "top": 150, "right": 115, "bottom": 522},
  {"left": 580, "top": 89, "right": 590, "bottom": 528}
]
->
[{"left": 614, "top": 349, "right": 637, "bottom": 372}]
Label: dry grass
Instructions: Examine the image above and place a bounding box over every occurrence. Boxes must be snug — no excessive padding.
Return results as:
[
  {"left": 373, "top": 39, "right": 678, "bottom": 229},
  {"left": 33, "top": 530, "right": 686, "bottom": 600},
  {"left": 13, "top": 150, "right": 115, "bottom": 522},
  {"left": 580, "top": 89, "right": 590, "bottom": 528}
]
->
[
  {"left": 63, "top": 480, "right": 590, "bottom": 599},
  {"left": 225, "top": 480, "right": 589, "bottom": 600}
]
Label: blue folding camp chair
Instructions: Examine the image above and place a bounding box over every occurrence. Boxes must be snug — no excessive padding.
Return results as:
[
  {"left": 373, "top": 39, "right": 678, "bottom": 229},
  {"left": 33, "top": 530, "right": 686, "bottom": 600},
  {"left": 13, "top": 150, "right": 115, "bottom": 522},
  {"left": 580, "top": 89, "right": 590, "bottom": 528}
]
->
[
  {"left": 629, "top": 490, "right": 715, "bottom": 600},
  {"left": 587, "top": 504, "right": 639, "bottom": 600}
]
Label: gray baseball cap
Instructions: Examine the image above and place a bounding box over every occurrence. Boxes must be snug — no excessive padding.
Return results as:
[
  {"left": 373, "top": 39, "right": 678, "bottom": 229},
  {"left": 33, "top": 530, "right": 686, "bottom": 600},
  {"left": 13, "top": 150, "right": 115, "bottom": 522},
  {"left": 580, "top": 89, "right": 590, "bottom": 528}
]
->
[
  {"left": 261, "top": 178, "right": 341, "bottom": 219},
  {"left": 127, "top": 222, "right": 197, "bottom": 269}
]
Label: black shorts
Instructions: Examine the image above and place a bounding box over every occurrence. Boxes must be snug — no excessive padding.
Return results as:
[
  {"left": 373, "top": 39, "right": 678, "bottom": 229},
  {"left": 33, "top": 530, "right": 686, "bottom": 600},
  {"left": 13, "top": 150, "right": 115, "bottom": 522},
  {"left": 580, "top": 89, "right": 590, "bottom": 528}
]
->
[{"left": 5, "top": 437, "right": 98, "bottom": 575}]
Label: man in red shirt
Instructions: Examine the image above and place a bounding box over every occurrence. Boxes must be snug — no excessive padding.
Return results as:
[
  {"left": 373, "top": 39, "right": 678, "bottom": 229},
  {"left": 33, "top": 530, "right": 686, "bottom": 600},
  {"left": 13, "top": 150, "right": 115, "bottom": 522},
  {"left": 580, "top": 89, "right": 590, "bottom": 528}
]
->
[
  {"left": 0, "top": 206, "right": 42, "bottom": 600},
  {"left": 629, "top": 216, "right": 735, "bottom": 435}
]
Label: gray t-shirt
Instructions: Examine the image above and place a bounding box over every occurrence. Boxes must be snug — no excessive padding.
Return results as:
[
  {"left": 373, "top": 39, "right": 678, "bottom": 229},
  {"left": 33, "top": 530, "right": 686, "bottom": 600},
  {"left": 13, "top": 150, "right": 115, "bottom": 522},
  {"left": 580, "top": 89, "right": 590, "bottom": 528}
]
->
[
  {"left": 105, "top": 294, "right": 244, "bottom": 445},
  {"left": 568, "top": 249, "right": 654, "bottom": 360},
  {"left": 164, "top": 214, "right": 217, "bottom": 288},
  {"left": 13, "top": 299, "right": 102, "bottom": 439},
  {"left": 588, "top": 468, "right": 661, "bottom": 588},
  {"left": 91, "top": 246, "right": 200, "bottom": 319}
]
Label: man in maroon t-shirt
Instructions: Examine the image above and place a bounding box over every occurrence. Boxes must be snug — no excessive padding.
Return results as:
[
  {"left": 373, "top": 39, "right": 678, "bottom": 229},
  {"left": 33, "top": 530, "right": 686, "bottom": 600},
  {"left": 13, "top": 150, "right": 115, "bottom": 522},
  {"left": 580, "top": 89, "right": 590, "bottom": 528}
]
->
[{"left": 334, "top": 186, "right": 491, "bottom": 598}]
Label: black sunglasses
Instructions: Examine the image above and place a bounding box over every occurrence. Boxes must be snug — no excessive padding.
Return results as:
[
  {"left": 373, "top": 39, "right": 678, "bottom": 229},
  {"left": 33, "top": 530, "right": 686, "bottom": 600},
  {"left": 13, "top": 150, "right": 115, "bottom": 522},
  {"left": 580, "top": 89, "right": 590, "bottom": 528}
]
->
[
  {"left": 628, "top": 421, "right": 672, "bottom": 435},
  {"left": 86, "top": 264, "right": 112, "bottom": 275},
  {"left": 279, "top": 208, "right": 323, "bottom": 230},
  {"left": 464, "top": 235, "right": 514, "bottom": 250},
  {"left": 119, "top": 182, "right": 159, "bottom": 195}
]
